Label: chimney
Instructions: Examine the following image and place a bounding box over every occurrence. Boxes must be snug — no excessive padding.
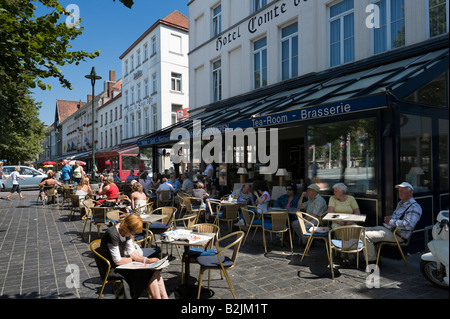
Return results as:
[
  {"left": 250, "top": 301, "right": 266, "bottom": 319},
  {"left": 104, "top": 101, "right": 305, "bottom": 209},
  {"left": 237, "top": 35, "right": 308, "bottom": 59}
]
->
[
  {"left": 107, "top": 82, "right": 114, "bottom": 98},
  {"left": 109, "top": 70, "right": 115, "bottom": 82},
  {"left": 87, "top": 94, "right": 92, "bottom": 102}
]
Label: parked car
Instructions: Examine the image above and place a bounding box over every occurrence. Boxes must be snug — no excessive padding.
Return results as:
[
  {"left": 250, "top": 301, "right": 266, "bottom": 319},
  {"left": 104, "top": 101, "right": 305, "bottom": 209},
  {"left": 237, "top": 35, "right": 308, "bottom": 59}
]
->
[{"left": 1, "top": 166, "right": 47, "bottom": 191}]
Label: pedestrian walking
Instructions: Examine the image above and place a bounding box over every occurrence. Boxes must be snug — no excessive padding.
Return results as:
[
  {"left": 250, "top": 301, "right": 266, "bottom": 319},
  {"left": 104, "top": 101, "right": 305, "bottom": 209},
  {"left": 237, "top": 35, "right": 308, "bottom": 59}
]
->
[{"left": 3, "top": 166, "right": 25, "bottom": 200}]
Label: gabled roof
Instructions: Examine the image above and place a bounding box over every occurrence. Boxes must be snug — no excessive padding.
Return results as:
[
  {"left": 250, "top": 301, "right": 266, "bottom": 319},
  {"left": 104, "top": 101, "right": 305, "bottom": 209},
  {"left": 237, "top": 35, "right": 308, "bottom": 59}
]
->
[
  {"left": 119, "top": 10, "right": 189, "bottom": 59},
  {"left": 55, "top": 100, "right": 86, "bottom": 125}
]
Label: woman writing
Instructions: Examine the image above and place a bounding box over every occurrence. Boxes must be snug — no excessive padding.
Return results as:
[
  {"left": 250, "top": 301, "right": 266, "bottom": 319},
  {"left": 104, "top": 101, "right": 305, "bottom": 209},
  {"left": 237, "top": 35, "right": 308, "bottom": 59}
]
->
[{"left": 98, "top": 214, "right": 168, "bottom": 299}]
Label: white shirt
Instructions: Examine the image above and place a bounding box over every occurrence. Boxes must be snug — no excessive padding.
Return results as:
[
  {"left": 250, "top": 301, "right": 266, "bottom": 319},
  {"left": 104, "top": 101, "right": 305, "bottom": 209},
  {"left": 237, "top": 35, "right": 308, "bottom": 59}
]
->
[{"left": 10, "top": 171, "right": 20, "bottom": 185}]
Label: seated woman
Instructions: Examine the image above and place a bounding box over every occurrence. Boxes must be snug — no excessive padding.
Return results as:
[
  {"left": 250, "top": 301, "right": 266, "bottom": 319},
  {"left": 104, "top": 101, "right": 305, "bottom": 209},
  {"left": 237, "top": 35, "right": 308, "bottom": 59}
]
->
[
  {"left": 130, "top": 182, "right": 148, "bottom": 214},
  {"left": 327, "top": 182, "right": 360, "bottom": 229},
  {"left": 253, "top": 182, "right": 270, "bottom": 213},
  {"left": 39, "top": 170, "right": 62, "bottom": 203},
  {"left": 97, "top": 176, "right": 120, "bottom": 205},
  {"left": 75, "top": 177, "right": 93, "bottom": 202},
  {"left": 273, "top": 182, "right": 300, "bottom": 209},
  {"left": 98, "top": 214, "right": 168, "bottom": 299}
]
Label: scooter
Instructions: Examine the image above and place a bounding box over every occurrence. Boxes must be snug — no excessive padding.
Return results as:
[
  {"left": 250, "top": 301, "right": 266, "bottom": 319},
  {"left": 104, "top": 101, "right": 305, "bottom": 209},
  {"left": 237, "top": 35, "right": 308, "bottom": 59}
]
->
[{"left": 421, "top": 210, "right": 449, "bottom": 289}]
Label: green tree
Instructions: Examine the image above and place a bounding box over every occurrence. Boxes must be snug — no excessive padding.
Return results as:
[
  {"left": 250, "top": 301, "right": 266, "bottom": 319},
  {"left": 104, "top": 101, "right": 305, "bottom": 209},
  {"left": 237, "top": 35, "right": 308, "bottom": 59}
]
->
[{"left": 0, "top": 0, "right": 100, "bottom": 163}]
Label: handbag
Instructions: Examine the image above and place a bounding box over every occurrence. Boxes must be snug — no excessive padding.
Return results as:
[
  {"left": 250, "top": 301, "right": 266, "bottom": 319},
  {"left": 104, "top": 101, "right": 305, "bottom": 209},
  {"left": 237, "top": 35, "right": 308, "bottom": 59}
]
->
[{"left": 100, "top": 200, "right": 116, "bottom": 207}]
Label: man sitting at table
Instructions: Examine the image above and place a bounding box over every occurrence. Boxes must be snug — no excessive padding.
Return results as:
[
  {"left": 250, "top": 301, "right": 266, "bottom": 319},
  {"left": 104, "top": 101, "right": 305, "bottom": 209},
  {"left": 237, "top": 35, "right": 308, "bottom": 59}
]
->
[
  {"left": 228, "top": 183, "right": 254, "bottom": 205},
  {"left": 365, "top": 182, "right": 422, "bottom": 264},
  {"left": 156, "top": 178, "right": 175, "bottom": 200},
  {"left": 291, "top": 183, "right": 327, "bottom": 241}
]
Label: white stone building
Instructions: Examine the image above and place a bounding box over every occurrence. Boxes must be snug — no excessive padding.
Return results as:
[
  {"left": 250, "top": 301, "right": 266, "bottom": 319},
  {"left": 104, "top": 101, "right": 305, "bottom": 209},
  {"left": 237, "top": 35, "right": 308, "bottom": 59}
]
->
[{"left": 119, "top": 10, "right": 189, "bottom": 145}]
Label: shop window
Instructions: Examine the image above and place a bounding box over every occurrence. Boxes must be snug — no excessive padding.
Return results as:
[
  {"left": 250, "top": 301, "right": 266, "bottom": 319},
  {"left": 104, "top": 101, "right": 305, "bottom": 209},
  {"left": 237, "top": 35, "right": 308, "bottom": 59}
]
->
[
  {"left": 122, "top": 156, "right": 140, "bottom": 172},
  {"left": 439, "top": 119, "right": 449, "bottom": 190},
  {"left": 400, "top": 114, "right": 432, "bottom": 193},
  {"left": 307, "top": 118, "right": 377, "bottom": 194}
]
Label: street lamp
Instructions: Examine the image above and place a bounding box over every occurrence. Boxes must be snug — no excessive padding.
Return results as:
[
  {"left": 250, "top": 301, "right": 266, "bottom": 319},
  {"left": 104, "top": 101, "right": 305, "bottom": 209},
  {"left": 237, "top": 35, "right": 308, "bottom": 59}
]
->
[{"left": 85, "top": 67, "right": 102, "bottom": 182}]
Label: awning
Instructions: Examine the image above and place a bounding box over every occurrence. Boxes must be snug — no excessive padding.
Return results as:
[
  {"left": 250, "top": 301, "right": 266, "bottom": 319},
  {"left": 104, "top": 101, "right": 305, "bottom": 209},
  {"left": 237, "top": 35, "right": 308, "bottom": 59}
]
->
[
  {"left": 94, "top": 143, "right": 138, "bottom": 158},
  {"left": 138, "top": 39, "right": 448, "bottom": 147}
]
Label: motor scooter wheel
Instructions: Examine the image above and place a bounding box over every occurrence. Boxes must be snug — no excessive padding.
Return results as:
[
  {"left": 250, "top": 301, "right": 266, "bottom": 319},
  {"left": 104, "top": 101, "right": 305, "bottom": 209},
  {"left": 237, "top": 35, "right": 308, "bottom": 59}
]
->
[{"left": 420, "top": 260, "right": 448, "bottom": 289}]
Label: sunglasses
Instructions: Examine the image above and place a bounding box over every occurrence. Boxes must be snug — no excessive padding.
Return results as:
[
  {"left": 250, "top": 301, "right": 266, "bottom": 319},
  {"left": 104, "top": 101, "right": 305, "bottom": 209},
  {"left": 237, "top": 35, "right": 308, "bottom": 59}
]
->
[{"left": 286, "top": 187, "right": 293, "bottom": 191}]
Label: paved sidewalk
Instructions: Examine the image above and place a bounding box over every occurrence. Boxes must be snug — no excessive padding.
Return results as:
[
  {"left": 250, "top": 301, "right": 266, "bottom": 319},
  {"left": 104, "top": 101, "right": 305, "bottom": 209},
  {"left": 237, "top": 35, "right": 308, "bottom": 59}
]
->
[{"left": 0, "top": 191, "right": 448, "bottom": 301}]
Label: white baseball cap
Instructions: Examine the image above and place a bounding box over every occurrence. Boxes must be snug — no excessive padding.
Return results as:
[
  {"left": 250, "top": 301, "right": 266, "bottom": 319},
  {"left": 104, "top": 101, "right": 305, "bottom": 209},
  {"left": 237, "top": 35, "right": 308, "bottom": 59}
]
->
[{"left": 395, "top": 182, "right": 414, "bottom": 191}]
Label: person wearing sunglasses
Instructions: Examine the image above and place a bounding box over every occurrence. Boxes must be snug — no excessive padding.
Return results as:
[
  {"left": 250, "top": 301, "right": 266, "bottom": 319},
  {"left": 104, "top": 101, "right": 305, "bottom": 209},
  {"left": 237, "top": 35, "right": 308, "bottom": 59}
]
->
[{"left": 273, "top": 182, "right": 300, "bottom": 209}]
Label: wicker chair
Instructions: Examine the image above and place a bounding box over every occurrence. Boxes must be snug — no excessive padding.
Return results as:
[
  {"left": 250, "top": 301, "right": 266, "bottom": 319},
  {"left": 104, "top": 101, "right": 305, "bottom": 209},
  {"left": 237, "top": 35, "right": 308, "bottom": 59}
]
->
[
  {"left": 329, "top": 225, "right": 369, "bottom": 280},
  {"left": 196, "top": 231, "right": 244, "bottom": 299},
  {"left": 90, "top": 239, "right": 123, "bottom": 299}
]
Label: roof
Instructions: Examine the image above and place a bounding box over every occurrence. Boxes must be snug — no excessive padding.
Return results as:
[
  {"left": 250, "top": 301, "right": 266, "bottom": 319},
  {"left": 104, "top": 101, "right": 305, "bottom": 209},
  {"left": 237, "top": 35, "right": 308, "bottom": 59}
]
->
[
  {"left": 119, "top": 10, "right": 189, "bottom": 59},
  {"left": 55, "top": 100, "right": 86, "bottom": 124}
]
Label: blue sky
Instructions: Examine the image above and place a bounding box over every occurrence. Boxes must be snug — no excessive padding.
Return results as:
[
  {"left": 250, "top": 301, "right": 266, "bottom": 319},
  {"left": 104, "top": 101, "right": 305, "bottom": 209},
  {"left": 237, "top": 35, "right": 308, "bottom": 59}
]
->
[{"left": 32, "top": 0, "right": 189, "bottom": 126}]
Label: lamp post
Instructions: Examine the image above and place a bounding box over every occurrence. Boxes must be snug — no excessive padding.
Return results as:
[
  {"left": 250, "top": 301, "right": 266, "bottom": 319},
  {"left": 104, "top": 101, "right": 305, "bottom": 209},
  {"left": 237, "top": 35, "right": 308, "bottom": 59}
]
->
[{"left": 85, "top": 67, "right": 102, "bottom": 182}]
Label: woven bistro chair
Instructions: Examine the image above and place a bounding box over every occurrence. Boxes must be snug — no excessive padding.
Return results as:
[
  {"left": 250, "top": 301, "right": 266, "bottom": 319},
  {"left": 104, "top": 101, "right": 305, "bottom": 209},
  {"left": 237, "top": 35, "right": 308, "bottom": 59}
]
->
[
  {"left": 68, "top": 194, "right": 83, "bottom": 221},
  {"left": 295, "top": 212, "right": 330, "bottom": 263},
  {"left": 90, "top": 239, "right": 124, "bottom": 299},
  {"left": 196, "top": 231, "right": 244, "bottom": 299},
  {"left": 261, "top": 211, "right": 293, "bottom": 254},
  {"left": 181, "top": 223, "right": 220, "bottom": 284},
  {"left": 328, "top": 225, "right": 369, "bottom": 280},
  {"left": 375, "top": 227, "right": 416, "bottom": 274}
]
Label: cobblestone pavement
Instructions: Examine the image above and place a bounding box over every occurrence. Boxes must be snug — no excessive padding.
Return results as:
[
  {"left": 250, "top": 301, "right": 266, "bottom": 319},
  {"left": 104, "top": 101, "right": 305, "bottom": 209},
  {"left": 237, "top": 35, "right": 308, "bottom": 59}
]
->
[{"left": 1, "top": 190, "right": 448, "bottom": 302}]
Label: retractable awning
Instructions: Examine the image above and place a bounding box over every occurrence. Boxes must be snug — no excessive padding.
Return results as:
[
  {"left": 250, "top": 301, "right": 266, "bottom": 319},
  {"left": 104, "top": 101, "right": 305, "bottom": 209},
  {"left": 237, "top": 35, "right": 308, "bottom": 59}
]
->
[{"left": 138, "top": 39, "right": 448, "bottom": 147}]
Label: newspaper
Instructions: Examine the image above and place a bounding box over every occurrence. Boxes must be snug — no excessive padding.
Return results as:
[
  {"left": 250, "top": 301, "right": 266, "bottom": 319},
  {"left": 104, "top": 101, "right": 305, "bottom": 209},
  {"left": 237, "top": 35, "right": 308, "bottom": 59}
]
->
[
  {"left": 117, "top": 256, "right": 169, "bottom": 270},
  {"left": 160, "top": 229, "right": 212, "bottom": 244}
]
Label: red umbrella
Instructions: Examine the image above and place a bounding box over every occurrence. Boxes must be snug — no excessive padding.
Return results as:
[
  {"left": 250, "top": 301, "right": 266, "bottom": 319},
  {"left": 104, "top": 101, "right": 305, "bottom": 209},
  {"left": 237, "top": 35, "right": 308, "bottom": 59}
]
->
[{"left": 43, "top": 161, "right": 57, "bottom": 165}]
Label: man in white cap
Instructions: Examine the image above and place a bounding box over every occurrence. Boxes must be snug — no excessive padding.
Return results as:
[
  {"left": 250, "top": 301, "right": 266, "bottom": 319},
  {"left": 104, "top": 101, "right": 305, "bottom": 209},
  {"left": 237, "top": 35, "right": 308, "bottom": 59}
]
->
[
  {"left": 292, "top": 183, "right": 327, "bottom": 240},
  {"left": 365, "top": 182, "right": 422, "bottom": 264}
]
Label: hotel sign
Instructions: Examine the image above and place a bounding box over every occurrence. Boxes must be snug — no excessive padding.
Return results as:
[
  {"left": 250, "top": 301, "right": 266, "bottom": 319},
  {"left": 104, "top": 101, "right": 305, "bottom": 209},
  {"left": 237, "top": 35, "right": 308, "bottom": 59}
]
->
[{"left": 216, "top": 0, "right": 307, "bottom": 51}]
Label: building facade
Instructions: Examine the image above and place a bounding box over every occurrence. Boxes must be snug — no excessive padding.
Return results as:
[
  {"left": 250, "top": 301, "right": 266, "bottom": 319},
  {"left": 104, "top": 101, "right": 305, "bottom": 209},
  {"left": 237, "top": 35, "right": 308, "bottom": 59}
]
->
[
  {"left": 138, "top": 0, "right": 449, "bottom": 251},
  {"left": 119, "top": 10, "right": 189, "bottom": 174}
]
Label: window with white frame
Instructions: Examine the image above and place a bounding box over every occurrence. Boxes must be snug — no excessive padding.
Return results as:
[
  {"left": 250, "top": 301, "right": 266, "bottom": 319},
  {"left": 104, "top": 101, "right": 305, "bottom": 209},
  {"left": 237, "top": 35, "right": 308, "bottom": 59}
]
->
[
  {"left": 137, "top": 111, "right": 142, "bottom": 136},
  {"left": 130, "top": 54, "right": 134, "bottom": 70},
  {"left": 125, "top": 90, "right": 129, "bottom": 106},
  {"left": 152, "top": 73, "right": 157, "bottom": 94},
  {"left": 130, "top": 113, "right": 135, "bottom": 137},
  {"left": 253, "top": 36, "right": 267, "bottom": 89},
  {"left": 281, "top": 22, "right": 298, "bottom": 80},
  {"left": 152, "top": 105, "right": 158, "bottom": 132},
  {"left": 152, "top": 36, "right": 157, "bottom": 55},
  {"left": 144, "top": 43, "right": 149, "bottom": 60},
  {"left": 329, "top": 0, "right": 354, "bottom": 67},
  {"left": 429, "top": 0, "right": 449, "bottom": 37},
  {"left": 125, "top": 116, "right": 129, "bottom": 139},
  {"left": 171, "top": 104, "right": 182, "bottom": 125},
  {"left": 212, "top": 4, "right": 222, "bottom": 37},
  {"left": 125, "top": 60, "right": 129, "bottom": 75},
  {"left": 137, "top": 83, "right": 141, "bottom": 101},
  {"left": 171, "top": 73, "right": 182, "bottom": 92},
  {"left": 212, "top": 59, "right": 222, "bottom": 102},
  {"left": 253, "top": 0, "right": 267, "bottom": 12},
  {"left": 131, "top": 87, "right": 135, "bottom": 104},
  {"left": 144, "top": 108, "right": 149, "bottom": 134},
  {"left": 373, "top": 0, "right": 405, "bottom": 55},
  {"left": 137, "top": 49, "right": 141, "bottom": 66},
  {"left": 144, "top": 79, "right": 149, "bottom": 97}
]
